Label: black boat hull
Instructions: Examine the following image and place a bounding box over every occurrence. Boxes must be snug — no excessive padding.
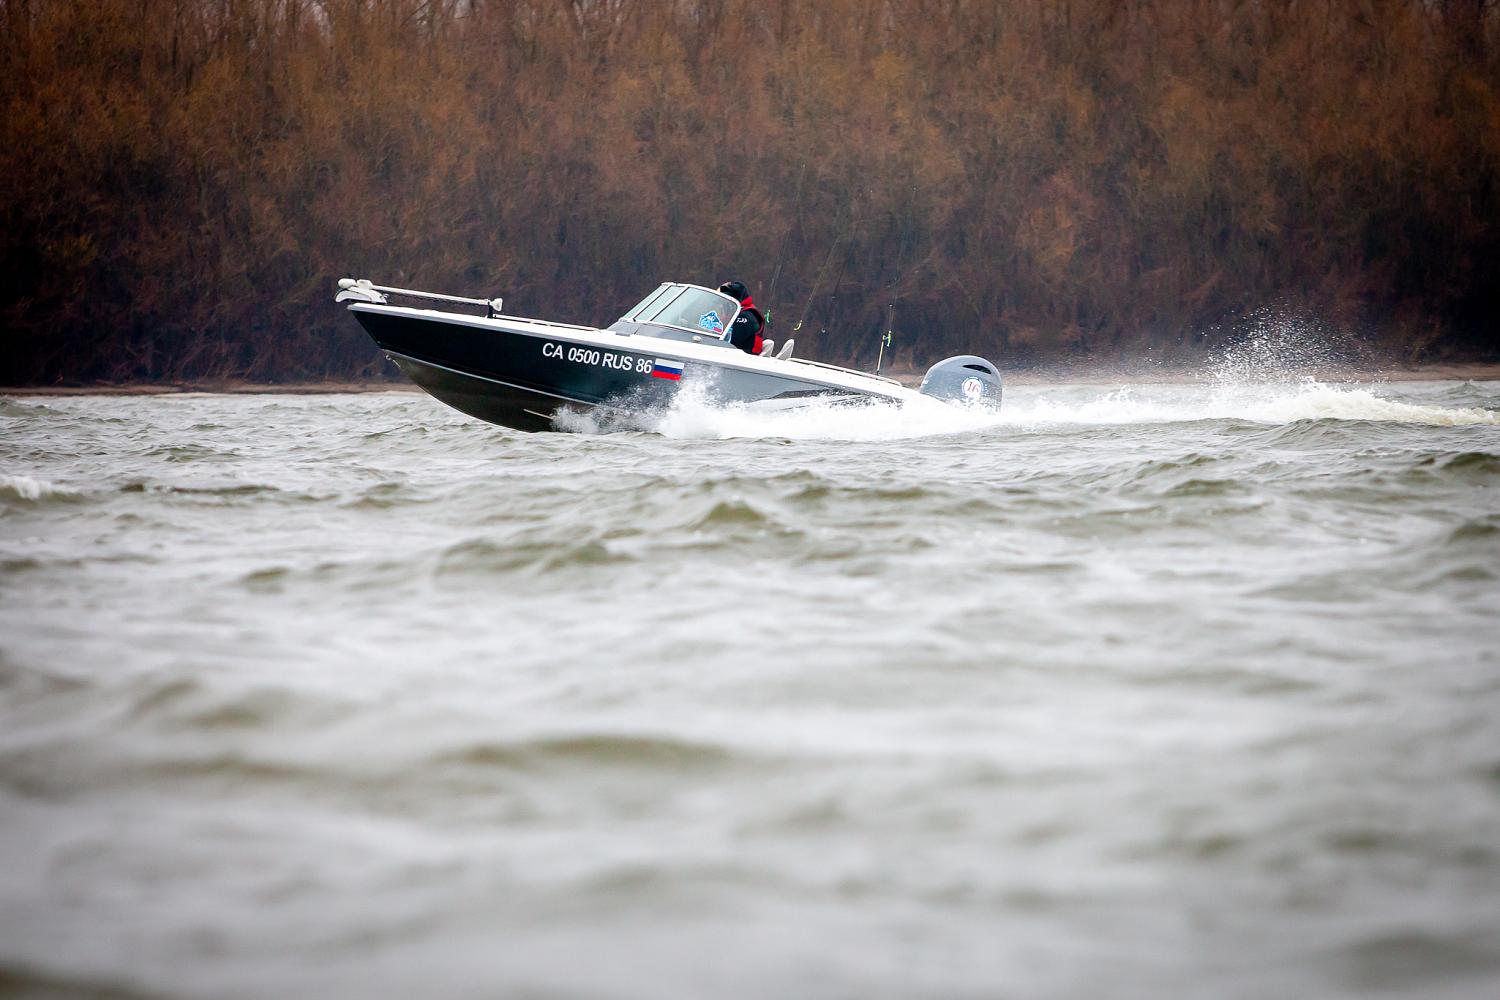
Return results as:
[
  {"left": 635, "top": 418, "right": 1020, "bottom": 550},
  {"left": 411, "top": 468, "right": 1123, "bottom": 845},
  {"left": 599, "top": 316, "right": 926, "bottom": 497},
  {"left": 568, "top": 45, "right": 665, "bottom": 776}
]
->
[
  {"left": 353, "top": 306, "right": 885, "bottom": 431},
  {"left": 385, "top": 352, "right": 577, "bottom": 432}
]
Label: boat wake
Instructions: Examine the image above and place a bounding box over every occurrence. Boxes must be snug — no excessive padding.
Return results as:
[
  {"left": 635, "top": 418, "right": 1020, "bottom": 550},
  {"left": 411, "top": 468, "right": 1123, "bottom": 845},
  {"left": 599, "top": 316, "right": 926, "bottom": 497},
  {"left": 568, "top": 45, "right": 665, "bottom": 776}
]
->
[
  {"left": 1002, "top": 381, "right": 1500, "bottom": 429},
  {"left": 554, "top": 377, "right": 1497, "bottom": 440}
]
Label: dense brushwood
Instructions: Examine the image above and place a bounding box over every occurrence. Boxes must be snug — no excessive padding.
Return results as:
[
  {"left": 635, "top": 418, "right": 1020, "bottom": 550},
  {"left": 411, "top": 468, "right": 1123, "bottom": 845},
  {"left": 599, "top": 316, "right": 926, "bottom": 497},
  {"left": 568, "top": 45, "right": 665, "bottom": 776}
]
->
[{"left": 1, "top": 0, "right": 1496, "bottom": 383}]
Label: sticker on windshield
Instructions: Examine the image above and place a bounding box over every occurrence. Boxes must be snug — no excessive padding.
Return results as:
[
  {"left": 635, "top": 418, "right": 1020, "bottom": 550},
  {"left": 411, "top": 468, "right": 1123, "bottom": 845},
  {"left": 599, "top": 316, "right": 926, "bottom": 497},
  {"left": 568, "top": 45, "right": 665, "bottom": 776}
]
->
[{"left": 698, "top": 310, "right": 724, "bottom": 334}]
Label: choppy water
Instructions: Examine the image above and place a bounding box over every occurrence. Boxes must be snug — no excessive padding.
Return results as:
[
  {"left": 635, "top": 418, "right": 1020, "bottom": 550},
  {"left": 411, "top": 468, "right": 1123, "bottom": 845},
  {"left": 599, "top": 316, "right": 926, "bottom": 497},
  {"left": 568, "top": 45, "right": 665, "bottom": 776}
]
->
[{"left": 2, "top": 378, "right": 1499, "bottom": 999}]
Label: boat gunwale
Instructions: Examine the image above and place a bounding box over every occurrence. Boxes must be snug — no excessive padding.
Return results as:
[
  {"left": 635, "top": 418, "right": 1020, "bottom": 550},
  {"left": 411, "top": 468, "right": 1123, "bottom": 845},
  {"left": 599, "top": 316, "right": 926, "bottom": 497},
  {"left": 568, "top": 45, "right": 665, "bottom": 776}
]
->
[{"left": 348, "top": 303, "right": 907, "bottom": 403}]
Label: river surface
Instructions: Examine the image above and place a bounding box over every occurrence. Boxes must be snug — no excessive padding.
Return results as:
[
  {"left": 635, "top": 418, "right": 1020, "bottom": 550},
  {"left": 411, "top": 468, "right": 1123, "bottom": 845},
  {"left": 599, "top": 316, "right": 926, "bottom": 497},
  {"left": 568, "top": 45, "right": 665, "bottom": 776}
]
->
[{"left": 2, "top": 378, "right": 1499, "bottom": 999}]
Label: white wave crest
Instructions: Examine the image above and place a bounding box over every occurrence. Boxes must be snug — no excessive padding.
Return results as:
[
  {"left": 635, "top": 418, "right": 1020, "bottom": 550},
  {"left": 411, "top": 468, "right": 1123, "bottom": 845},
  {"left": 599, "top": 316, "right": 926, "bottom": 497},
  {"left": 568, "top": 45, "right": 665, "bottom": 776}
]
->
[
  {"left": 0, "top": 474, "right": 78, "bottom": 501},
  {"left": 538, "top": 326, "right": 1500, "bottom": 442},
  {"left": 553, "top": 377, "right": 1496, "bottom": 440},
  {"left": 657, "top": 389, "right": 1005, "bottom": 441},
  {"left": 1242, "top": 383, "right": 1499, "bottom": 426},
  {"left": 1001, "top": 381, "right": 1500, "bottom": 429}
]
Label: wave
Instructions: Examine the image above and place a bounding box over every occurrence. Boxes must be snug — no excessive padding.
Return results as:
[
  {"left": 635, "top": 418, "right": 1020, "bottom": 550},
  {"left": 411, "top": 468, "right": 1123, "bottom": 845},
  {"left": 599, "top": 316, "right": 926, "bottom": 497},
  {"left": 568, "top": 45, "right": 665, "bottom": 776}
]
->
[
  {"left": 0, "top": 473, "right": 80, "bottom": 503},
  {"left": 1002, "top": 382, "right": 1499, "bottom": 429},
  {"left": 0, "top": 399, "right": 64, "bottom": 420},
  {"left": 1428, "top": 451, "right": 1500, "bottom": 479},
  {"left": 1240, "top": 384, "right": 1499, "bottom": 426},
  {"left": 146, "top": 442, "right": 238, "bottom": 463},
  {"left": 554, "top": 371, "right": 1498, "bottom": 441},
  {"left": 1446, "top": 513, "right": 1500, "bottom": 543},
  {"left": 431, "top": 732, "right": 740, "bottom": 771},
  {"left": 118, "top": 480, "right": 287, "bottom": 498},
  {"left": 433, "top": 536, "right": 629, "bottom": 576},
  {"left": 561, "top": 381, "right": 1008, "bottom": 441}
]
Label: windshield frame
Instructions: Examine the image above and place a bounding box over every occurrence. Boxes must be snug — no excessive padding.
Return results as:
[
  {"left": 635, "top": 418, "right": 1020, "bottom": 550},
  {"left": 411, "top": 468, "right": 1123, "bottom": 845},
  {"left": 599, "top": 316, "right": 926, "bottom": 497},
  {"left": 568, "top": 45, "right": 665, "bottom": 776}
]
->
[
  {"left": 621, "top": 284, "right": 681, "bottom": 323},
  {"left": 619, "top": 283, "right": 740, "bottom": 339}
]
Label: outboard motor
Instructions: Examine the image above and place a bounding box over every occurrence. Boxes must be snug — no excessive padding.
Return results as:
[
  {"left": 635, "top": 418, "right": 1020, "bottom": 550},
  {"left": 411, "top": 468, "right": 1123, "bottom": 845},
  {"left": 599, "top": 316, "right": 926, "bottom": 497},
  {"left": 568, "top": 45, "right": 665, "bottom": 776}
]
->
[{"left": 918, "top": 355, "right": 1003, "bottom": 408}]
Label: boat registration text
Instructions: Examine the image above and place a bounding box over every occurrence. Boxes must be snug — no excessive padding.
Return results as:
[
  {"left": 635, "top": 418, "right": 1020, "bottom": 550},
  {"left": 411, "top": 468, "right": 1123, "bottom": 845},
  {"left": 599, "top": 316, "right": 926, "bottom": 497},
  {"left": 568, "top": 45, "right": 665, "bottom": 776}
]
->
[{"left": 541, "top": 342, "right": 653, "bottom": 374}]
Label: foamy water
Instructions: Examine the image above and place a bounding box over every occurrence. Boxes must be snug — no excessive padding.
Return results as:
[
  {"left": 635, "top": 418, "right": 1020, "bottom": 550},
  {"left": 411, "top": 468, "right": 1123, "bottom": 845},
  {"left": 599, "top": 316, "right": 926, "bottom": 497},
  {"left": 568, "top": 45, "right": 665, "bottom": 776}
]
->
[
  {"left": 2, "top": 380, "right": 1498, "bottom": 999},
  {"left": 557, "top": 374, "right": 1500, "bottom": 440}
]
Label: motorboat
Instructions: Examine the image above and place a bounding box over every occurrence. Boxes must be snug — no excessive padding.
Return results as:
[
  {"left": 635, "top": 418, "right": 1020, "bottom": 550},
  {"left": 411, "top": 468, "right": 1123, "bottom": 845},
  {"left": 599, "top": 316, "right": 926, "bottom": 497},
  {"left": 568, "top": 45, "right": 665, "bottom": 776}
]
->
[{"left": 335, "top": 278, "right": 1002, "bottom": 432}]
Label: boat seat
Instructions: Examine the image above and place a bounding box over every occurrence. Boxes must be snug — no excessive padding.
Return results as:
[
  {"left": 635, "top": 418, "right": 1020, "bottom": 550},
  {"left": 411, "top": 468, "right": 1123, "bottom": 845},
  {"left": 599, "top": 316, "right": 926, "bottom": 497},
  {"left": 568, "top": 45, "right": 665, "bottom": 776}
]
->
[
  {"left": 776, "top": 339, "right": 795, "bottom": 360},
  {"left": 759, "top": 338, "right": 775, "bottom": 357}
]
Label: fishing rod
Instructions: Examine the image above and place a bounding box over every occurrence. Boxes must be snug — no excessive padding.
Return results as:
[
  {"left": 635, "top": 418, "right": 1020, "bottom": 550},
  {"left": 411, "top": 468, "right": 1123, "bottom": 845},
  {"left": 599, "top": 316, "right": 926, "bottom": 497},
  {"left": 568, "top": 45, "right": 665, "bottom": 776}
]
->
[
  {"left": 766, "top": 160, "right": 807, "bottom": 314},
  {"left": 874, "top": 210, "right": 909, "bottom": 376},
  {"left": 792, "top": 202, "right": 848, "bottom": 336},
  {"left": 876, "top": 303, "right": 894, "bottom": 376}
]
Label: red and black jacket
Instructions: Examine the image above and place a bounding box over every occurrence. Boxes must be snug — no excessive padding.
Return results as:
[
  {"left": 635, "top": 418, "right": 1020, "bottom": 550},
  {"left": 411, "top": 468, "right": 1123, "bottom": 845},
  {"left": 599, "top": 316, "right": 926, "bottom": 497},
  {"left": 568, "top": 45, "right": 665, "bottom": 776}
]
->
[{"left": 728, "top": 296, "right": 766, "bottom": 355}]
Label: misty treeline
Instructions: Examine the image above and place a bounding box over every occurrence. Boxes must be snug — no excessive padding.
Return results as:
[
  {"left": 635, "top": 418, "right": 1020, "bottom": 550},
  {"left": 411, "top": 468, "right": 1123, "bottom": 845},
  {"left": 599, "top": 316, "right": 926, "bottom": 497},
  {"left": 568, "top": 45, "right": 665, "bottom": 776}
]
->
[{"left": 1, "top": 0, "right": 1497, "bottom": 383}]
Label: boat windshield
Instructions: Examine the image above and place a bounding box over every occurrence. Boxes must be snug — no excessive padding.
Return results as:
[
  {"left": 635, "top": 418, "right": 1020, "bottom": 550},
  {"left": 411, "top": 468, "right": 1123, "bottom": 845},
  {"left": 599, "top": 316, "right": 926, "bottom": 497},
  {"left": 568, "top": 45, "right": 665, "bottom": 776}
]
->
[{"left": 619, "top": 284, "right": 738, "bottom": 338}]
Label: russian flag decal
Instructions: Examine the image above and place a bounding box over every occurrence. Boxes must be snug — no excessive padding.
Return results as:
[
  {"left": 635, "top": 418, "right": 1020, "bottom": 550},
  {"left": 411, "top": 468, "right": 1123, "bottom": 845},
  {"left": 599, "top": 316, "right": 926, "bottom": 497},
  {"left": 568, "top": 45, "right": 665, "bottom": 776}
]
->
[{"left": 651, "top": 358, "right": 684, "bottom": 381}]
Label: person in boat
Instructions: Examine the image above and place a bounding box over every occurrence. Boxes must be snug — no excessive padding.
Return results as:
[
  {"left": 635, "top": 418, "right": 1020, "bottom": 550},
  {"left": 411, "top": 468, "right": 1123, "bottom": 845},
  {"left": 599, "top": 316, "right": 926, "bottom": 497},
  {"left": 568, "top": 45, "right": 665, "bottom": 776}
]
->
[{"left": 720, "top": 280, "right": 767, "bottom": 356}]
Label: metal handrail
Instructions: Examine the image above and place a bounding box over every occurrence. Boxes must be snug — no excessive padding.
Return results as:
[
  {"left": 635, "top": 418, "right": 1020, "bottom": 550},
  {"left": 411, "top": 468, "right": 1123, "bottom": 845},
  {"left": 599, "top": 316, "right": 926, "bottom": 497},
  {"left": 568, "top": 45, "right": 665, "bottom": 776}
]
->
[
  {"left": 338, "top": 277, "right": 748, "bottom": 341},
  {"left": 368, "top": 300, "right": 599, "bottom": 335},
  {"left": 336, "top": 278, "right": 500, "bottom": 312}
]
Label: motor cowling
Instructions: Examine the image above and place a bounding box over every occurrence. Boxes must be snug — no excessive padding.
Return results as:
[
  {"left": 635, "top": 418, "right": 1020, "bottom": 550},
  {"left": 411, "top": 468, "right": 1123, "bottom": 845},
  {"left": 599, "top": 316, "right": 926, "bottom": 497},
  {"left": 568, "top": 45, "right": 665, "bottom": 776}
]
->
[{"left": 918, "top": 355, "right": 1003, "bottom": 408}]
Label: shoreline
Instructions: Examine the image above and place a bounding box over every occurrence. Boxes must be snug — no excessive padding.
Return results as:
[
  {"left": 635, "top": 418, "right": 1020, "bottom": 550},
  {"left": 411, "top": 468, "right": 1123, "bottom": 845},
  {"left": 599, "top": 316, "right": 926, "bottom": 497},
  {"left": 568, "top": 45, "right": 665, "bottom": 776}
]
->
[
  {"left": 3, "top": 363, "right": 1499, "bottom": 396},
  {"left": 0, "top": 381, "right": 421, "bottom": 397}
]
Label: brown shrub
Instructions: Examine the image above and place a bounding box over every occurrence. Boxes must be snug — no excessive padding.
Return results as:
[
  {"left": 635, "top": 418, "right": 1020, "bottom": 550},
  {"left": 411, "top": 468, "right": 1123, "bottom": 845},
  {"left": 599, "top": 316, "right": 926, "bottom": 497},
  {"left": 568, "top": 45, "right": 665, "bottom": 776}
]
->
[{"left": 1, "top": 0, "right": 1496, "bottom": 384}]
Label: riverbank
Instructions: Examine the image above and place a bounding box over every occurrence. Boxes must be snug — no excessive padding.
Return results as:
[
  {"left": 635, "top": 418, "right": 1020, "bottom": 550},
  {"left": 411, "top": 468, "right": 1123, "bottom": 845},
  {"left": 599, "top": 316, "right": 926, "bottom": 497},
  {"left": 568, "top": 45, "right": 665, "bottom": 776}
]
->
[{"left": 0, "top": 381, "right": 418, "bottom": 396}]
